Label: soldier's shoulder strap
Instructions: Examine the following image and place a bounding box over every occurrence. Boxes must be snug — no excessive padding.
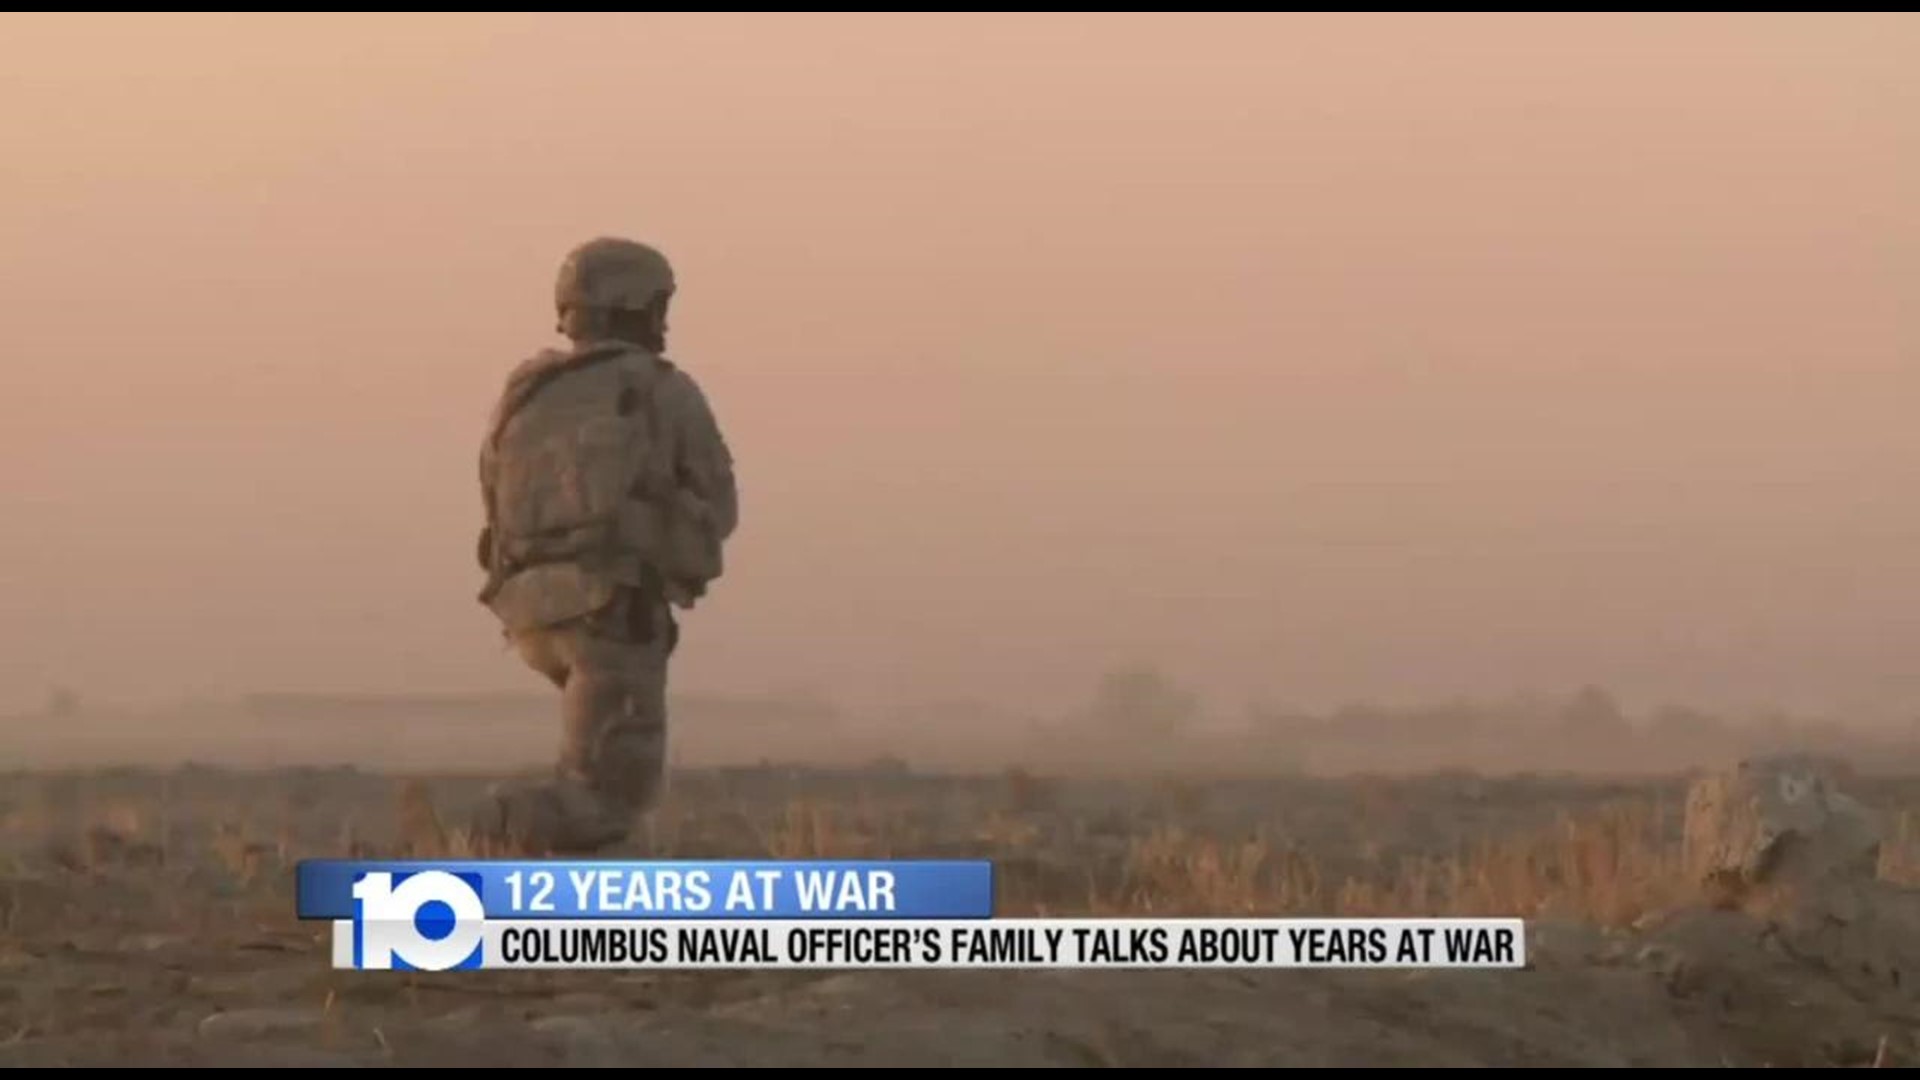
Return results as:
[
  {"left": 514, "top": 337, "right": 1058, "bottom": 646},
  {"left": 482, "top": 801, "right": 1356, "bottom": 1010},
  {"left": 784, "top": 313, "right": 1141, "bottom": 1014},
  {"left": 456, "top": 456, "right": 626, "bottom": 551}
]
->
[{"left": 485, "top": 342, "right": 671, "bottom": 454}]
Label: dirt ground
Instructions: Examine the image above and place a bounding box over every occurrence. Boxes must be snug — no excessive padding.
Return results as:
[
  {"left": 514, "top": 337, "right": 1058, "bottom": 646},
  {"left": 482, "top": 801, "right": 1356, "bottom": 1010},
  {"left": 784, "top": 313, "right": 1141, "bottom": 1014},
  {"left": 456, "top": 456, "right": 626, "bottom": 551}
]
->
[{"left": 3, "top": 763, "right": 1919, "bottom": 1067}]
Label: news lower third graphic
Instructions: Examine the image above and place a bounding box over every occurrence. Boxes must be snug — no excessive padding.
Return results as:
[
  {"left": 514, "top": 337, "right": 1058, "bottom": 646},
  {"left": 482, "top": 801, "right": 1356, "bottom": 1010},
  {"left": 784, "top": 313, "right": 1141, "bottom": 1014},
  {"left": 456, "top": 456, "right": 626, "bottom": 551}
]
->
[{"left": 293, "top": 859, "right": 1527, "bottom": 973}]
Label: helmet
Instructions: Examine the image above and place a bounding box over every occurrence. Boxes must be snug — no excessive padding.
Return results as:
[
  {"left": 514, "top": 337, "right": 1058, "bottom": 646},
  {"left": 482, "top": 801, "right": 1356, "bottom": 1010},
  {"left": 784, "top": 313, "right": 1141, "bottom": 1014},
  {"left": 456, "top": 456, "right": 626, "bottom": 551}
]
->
[{"left": 554, "top": 237, "right": 676, "bottom": 313}]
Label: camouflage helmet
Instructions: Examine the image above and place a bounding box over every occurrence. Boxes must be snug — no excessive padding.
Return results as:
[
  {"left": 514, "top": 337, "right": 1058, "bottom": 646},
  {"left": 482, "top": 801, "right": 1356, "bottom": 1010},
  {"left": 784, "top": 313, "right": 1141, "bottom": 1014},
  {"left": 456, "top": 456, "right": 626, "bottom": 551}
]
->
[{"left": 554, "top": 237, "right": 676, "bottom": 314}]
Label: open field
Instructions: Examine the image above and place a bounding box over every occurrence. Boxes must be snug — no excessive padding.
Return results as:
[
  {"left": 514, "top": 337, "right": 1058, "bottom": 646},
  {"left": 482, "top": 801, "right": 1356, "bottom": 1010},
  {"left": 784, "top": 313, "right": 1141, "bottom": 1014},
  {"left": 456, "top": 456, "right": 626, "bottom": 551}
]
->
[{"left": 4, "top": 761, "right": 1920, "bottom": 1066}]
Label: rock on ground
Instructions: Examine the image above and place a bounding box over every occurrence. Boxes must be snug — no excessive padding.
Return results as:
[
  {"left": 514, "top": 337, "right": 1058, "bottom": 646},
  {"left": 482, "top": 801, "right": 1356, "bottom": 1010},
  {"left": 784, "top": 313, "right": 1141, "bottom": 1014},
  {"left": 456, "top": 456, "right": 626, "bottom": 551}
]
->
[{"left": 1682, "top": 753, "right": 1883, "bottom": 912}]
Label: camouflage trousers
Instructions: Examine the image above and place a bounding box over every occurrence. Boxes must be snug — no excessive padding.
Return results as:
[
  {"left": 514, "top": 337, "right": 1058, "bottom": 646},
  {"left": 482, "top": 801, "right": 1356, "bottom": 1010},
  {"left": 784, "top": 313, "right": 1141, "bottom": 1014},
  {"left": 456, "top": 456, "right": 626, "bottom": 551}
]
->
[{"left": 472, "top": 587, "right": 680, "bottom": 855}]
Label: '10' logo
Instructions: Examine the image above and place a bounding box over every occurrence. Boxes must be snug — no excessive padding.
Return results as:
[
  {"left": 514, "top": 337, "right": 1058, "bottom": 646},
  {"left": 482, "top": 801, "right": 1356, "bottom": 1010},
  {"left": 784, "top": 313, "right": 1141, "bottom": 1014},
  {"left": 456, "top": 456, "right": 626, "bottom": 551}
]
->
[{"left": 350, "top": 870, "right": 487, "bottom": 971}]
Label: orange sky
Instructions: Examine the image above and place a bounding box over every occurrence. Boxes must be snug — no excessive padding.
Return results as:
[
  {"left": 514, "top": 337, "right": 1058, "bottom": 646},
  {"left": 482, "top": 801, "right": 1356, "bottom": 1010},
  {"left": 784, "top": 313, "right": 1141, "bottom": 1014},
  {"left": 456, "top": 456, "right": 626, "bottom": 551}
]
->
[{"left": 1, "top": 13, "right": 1915, "bottom": 722}]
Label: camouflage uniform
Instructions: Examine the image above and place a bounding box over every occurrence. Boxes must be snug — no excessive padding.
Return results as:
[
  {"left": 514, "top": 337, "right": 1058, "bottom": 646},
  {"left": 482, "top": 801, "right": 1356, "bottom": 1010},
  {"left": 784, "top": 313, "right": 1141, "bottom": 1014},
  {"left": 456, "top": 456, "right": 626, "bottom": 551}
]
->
[{"left": 469, "top": 238, "right": 738, "bottom": 854}]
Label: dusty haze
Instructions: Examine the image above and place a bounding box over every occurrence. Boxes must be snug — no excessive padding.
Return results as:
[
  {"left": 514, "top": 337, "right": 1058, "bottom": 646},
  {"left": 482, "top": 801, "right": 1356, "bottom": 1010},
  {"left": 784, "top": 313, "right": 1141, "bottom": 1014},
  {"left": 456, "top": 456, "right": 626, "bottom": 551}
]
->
[{"left": 1, "top": 13, "right": 1916, "bottom": 728}]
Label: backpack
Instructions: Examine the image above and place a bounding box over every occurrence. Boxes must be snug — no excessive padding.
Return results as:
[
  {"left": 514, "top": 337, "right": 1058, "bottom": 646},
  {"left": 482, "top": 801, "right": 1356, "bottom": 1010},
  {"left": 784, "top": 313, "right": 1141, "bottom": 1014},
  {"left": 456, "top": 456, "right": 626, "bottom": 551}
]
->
[{"left": 478, "top": 342, "right": 719, "bottom": 629}]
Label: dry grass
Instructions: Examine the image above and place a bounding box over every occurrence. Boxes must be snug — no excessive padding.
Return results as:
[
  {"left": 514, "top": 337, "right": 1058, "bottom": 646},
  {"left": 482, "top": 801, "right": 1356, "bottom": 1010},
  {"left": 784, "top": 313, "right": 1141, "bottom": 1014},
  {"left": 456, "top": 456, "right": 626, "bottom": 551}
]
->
[
  {"left": 1048, "top": 799, "right": 1691, "bottom": 925},
  {"left": 550, "top": 783, "right": 1701, "bottom": 925},
  {"left": 306, "top": 785, "right": 1920, "bottom": 929},
  {"left": 10, "top": 767, "right": 1920, "bottom": 937},
  {"left": 1878, "top": 809, "right": 1920, "bottom": 886},
  {"left": 634, "top": 786, "right": 1915, "bottom": 928}
]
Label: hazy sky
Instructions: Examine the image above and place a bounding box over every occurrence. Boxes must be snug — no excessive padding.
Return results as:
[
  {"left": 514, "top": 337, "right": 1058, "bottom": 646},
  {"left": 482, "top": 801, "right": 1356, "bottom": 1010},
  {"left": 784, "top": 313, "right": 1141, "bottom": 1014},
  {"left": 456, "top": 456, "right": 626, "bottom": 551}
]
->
[{"left": 1, "top": 13, "right": 1915, "bottom": 721}]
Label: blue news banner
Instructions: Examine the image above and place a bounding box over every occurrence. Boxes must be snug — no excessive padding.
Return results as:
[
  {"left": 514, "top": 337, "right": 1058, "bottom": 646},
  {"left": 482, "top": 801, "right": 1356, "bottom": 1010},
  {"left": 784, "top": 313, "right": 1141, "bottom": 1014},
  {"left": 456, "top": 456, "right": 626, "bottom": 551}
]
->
[{"left": 295, "top": 858, "right": 1527, "bottom": 973}]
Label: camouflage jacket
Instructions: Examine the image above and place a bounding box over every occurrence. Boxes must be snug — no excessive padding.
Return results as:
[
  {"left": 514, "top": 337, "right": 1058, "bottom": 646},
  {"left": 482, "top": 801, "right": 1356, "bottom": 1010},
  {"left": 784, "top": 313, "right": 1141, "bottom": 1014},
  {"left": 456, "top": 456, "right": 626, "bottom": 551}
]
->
[{"left": 477, "top": 339, "right": 738, "bottom": 628}]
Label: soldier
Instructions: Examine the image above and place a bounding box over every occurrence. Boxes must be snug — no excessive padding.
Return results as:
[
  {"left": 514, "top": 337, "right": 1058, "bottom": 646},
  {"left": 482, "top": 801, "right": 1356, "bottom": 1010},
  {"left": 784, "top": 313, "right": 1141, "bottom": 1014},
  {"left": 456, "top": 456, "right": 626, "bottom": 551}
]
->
[{"left": 467, "top": 237, "right": 738, "bottom": 854}]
